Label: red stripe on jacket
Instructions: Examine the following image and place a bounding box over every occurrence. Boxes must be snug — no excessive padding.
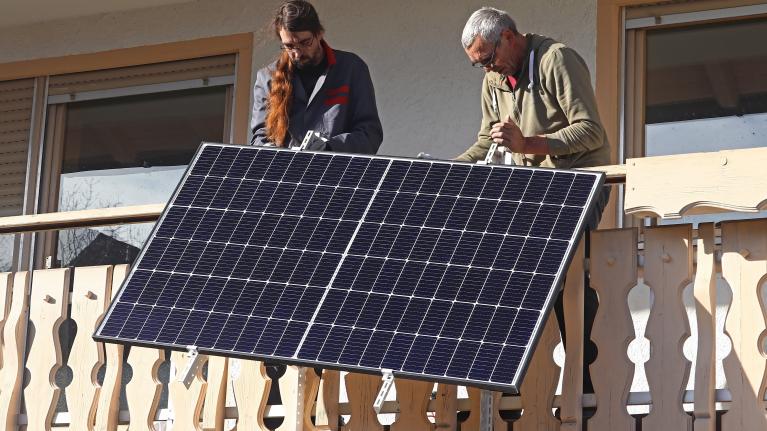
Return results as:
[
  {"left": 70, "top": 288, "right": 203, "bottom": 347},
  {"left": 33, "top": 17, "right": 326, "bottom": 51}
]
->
[
  {"left": 325, "top": 95, "right": 349, "bottom": 106},
  {"left": 327, "top": 85, "right": 350, "bottom": 96}
]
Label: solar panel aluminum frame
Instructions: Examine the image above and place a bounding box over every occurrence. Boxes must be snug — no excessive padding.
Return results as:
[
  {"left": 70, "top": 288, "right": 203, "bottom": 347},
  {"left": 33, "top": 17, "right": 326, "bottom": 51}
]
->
[{"left": 94, "top": 142, "right": 606, "bottom": 394}]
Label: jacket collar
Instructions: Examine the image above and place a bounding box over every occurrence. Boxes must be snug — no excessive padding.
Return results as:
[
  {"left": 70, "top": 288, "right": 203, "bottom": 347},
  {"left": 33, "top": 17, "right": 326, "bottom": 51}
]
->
[
  {"left": 486, "top": 33, "right": 537, "bottom": 91},
  {"left": 321, "top": 39, "right": 336, "bottom": 66}
]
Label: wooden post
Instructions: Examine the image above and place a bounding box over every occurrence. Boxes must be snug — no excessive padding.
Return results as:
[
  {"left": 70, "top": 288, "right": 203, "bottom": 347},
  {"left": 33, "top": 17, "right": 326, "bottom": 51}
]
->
[
  {"left": 125, "top": 346, "right": 165, "bottom": 430},
  {"left": 202, "top": 356, "right": 228, "bottom": 431},
  {"left": 0, "top": 272, "right": 30, "bottom": 431},
  {"left": 24, "top": 268, "right": 70, "bottom": 431},
  {"left": 315, "top": 369, "right": 340, "bottom": 430},
  {"left": 94, "top": 264, "right": 129, "bottom": 431},
  {"left": 642, "top": 225, "right": 693, "bottom": 431},
  {"left": 341, "top": 373, "right": 383, "bottom": 431},
  {"left": 169, "top": 350, "right": 207, "bottom": 430},
  {"left": 589, "top": 229, "right": 637, "bottom": 431},
  {"left": 721, "top": 219, "right": 767, "bottom": 429},
  {"left": 693, "top": 224, "right": 717, "bottom": 431},
  {"left": 514, "top": 315, "right": 560, "bottom": 431},
  {"left": 432, "top": 384, "right": 457, "bottom": 430},
  {"left": 560, "top": 239, "right": 585, "bottom": 430},
  {"left": 230, "top": 359, "right": 271, "bottom": 431},
  {"left": 389, "top": 379, "right": 433, "bottom": 431},
  {"left": 67, "top": 265, "right": 114, "bottom": 430}
]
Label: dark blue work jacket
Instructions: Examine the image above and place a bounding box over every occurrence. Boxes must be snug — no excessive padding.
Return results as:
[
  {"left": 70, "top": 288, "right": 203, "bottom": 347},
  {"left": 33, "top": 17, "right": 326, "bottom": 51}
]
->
[{"left": 250, "top": 41, "right": 383, "bottom": 154}]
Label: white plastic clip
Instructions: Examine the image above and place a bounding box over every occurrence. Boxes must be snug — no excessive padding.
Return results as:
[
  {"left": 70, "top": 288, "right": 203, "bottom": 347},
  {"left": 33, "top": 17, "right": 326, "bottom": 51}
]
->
[
  {"left": 177, "top": 346, "right": 204, "bottom": 388},
  {"left": 373, "top": 369, "right": 395, "bottom": 414}
]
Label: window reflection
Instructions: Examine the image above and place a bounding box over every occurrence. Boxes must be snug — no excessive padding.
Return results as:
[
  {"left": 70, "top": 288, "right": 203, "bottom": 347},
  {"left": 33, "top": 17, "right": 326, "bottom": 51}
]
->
[
  {"left": 56, "top": 86, "right": 227, "bottom": 267},
  {"left": 645, "top": 17, "right": 767, "bottom": 156},
  {"left": 0, "top": 235, "right": 12, "bottom": 271}
]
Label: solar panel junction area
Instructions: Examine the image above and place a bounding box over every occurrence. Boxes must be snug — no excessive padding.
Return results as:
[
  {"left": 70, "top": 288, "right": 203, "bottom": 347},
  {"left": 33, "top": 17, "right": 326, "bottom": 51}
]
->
[{"left": 94, "top": 143, "right": 605, "bottom": 393}]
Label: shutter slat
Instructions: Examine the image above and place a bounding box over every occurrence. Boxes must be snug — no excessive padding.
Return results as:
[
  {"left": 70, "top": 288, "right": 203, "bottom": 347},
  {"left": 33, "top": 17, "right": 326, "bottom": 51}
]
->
[
  {"left": 0, "top": 99, "right": 34, "bottom": 112},
  {"left": 0, "top": 131, "right": 30, "bottom": 143},
  {"left": 0, "top": 109, "right": 31, "bottom": 121}
]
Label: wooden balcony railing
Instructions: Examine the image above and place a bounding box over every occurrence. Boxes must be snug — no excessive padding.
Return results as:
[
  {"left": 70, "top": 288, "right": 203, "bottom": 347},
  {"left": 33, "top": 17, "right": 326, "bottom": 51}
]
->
[{"left": 0, "top": 148, "right": 765, "bottom": 430}]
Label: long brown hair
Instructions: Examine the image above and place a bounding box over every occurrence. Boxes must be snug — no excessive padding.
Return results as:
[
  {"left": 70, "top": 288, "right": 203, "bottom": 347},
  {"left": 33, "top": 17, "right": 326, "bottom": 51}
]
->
[{"left": 266, "top": 0, "right": 324, "bottom": 146}]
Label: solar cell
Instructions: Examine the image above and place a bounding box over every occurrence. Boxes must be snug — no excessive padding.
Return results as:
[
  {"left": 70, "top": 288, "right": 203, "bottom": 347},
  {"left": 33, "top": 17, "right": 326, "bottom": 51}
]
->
[{"left": 95, "top": 143, "right": 604, "bottom": 392}]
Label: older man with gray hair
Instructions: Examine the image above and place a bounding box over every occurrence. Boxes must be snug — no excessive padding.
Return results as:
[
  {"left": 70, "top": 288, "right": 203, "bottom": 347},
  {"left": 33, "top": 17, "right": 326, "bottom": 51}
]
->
[{"left": 458, "top": 7, "right": 611, "bottom": 394}]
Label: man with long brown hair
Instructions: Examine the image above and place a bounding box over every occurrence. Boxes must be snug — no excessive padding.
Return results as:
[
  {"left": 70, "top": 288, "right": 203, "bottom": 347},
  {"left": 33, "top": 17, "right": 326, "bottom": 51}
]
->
[{"left": 250, "top": 0, "right": 383, "bottom": 153}]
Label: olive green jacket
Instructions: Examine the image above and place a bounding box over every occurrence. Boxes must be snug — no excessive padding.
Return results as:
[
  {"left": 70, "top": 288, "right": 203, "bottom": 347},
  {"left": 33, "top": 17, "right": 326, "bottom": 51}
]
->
[{"left": 457, "top": 34, "right": 611, "bottom": 169}]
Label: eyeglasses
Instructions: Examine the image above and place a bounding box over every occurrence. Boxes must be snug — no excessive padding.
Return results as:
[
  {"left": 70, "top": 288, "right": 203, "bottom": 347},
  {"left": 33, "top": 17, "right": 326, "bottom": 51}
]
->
[
  {"left": 280, "top": 35, "right": 316, "bottom": 52},
  {"left": 471, "top": 40, "right": 499, "bottom": 69}
]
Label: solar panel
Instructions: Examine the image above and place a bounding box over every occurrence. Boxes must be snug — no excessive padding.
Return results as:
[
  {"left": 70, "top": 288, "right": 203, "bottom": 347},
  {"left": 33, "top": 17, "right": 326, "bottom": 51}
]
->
[{"left": 94, "top": 143, "right": 604, "bottom": 392}]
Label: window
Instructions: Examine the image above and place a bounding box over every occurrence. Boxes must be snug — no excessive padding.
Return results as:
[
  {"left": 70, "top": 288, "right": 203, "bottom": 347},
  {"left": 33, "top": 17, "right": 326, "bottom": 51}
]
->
[
  {"left": 37, "top": 55, "right": 235, "bottom": 268},
  {"left": 53, "top": 87, "right": 229, "bottom": 267},
  {"left": 621, "top": 2, "right": 767, "bottom": 225}
]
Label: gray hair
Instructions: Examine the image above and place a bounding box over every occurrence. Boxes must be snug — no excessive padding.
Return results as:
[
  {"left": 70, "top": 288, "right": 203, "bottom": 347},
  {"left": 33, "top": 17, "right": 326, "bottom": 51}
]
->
[{"left": 461, "top": 7, "right": 517, "bottom": 49}]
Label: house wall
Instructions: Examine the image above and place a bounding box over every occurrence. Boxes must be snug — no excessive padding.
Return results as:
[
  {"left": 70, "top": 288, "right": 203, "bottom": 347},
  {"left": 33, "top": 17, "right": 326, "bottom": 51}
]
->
[{"left": 0, "top": 0, "right": 598, "bottom": 159}]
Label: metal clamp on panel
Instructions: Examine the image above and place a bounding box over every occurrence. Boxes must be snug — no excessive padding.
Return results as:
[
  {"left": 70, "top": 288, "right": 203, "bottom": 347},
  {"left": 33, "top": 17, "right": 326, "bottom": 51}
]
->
[
  {"left": 373, "top": 369, "right": 395, "bottom": 414},
  {"left": 177, "top": 346, "right": 204, "bottom": 389},
  {"left": 478, "top": 142, "right": 499, "bottom": 165},
  {"left": 294, "top": 129, "right": 328, "bottom": 151}
]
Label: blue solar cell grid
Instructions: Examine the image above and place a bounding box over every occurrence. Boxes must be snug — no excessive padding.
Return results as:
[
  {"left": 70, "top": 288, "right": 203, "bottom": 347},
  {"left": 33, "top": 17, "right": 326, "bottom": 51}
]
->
[{"left": 95, "top": 143, "right": 604, "bottom": 392}]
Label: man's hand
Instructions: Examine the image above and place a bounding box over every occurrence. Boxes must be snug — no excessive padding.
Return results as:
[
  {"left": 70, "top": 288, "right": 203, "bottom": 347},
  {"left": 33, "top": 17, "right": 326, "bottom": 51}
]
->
[{"left": 490, "top": 115, "right": 525, "bottom": 153}]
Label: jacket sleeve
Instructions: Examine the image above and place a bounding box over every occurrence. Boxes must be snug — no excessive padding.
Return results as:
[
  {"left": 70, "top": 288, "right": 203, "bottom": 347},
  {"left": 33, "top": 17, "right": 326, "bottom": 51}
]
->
[
  {"left": 455, "top": 76, "right": 498, "bottom": 162},
  {"left": 540, "top": 47, "right": 606, "bottom": 156},
  {"left": 250, "top": 68, "right": 272, "bottom": 146},
  {"left": 326, "top": 60, "right": 383, "bottom": 154}
]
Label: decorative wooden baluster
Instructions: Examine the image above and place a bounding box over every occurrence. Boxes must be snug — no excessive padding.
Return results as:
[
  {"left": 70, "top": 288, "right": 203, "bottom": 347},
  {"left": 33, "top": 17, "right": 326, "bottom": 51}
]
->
[
  {"left": 341, "top": 372, "right": 383, "bottom": 431},
  {"left": 202, "top": 356, "right": 228, "bottom": 431},
  {"left": 230, "top": 359, "right": 271, "bottom": 431},
  {"left": 389, "top": 378, "right": 433, "bottom": 431},
  {"left": 168, "top": 350, "right": 208, "bottom": 430},
  {"left": 514, "top": 315, "right": 560, "bottom": 431},
  {"left": 589, "top": 228, "right": 637, "bottom": 431},
  {"left": 94, "top": 264, "right": 129, "bottom": 431},
  {"left": 462, "top": 387, "right": 505, "bottom": 431},
  {"left": 560, "top": 239, "right": 585, "bottom": 430},
  {"left": 642, "top": 225, "right": 693, "bottom": 430},
  {"left": 0, "top": 272, "right": 14, "bottom": 369},
  {"left": 0, "top": 272, "right": 30, "bottom": 430},
  {"left": 24, "top": 268, "right": 70, "bottom": 431},
  {"left": 693, "top": 224, "right": 717, "bottom": 431},
  {"left": 432, "top": 384, "right": 457, "bottom": 430},
  {"left": 277, "top": 365, "right": 321, "bottom": 431},
  {"left": 315, "top": 369, "right": 340, "bottom": 431},
  {"left": 721, "top": 219, "right": 767, "bottom": 429},
  {"left": 125, "top": 345, "right": 165, "bottom": 430},
  {"left": 67, "top": 265, "right": 113, "bottom": 430}
]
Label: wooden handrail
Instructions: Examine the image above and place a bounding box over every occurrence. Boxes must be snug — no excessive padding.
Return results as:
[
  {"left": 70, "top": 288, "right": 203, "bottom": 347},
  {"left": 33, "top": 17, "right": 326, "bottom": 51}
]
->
[
  {"left": 0, "top": 164, "right": 627, "bottom": 235},
  {"left": 0, "top": 204, "right": 165, "bottom": 234}
]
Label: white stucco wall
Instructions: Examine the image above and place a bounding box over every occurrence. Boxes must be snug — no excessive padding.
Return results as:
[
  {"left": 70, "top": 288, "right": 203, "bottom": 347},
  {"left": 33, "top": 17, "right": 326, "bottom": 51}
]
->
[{"left": 0, "top": 0, "right": 597, "bottom": 159}]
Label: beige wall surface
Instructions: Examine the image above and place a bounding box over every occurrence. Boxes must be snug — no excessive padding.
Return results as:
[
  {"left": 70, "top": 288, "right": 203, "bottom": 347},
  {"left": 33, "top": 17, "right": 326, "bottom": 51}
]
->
[{"left": 0, "top": 0, "right": 597, "bottom": 159}]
